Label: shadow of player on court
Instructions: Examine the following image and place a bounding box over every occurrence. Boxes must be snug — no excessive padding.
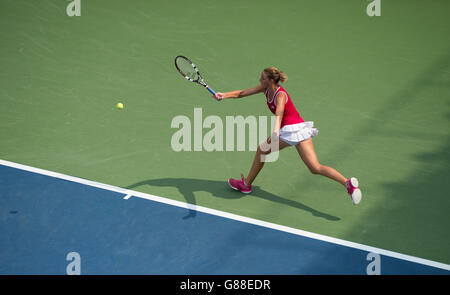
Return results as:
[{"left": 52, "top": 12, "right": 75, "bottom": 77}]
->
[{"left": 125, "top": 178, "right": 340, "bottom": 221}]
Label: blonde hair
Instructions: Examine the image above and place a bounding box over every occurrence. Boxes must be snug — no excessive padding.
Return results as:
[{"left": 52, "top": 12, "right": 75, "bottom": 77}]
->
[{"left": 263, "top": 67, "right": 288, "bottom": 83}]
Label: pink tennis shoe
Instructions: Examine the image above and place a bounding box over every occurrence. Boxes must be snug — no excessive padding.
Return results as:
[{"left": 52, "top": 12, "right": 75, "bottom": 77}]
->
[
  {"left": 346, "top": 177, "right": 362, "bottom": 205},
  {"left": 228, "top": 174, "right": 252, "bottom": 194}
]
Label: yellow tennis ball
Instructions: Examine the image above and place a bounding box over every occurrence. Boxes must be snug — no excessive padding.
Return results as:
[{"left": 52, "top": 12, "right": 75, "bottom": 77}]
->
[{"left": 116, "top": 102, "right": 124, "bottom": 109}]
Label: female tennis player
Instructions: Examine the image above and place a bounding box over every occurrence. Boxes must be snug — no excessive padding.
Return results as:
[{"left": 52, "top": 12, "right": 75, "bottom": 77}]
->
[{"left": 213, "top": 67, "right": 362, "bottom": 205}]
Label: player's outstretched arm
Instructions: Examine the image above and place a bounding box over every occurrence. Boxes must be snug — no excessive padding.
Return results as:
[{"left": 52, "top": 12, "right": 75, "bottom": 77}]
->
[{"left": 213, "top": 84, "right": 265, "bottom": 101}]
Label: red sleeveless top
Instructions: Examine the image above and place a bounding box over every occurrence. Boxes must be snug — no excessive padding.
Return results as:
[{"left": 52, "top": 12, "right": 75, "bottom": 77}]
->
[{"left": 265, "top": 86, "right": 304, "bottom": 127}]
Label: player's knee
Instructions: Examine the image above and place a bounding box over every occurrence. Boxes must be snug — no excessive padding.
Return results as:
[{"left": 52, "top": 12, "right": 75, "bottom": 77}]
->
[
  {"left": 257, "top": 145, "right": 271, "bottom": 155},
  {"left": 309, "top": 165, "right": 322, "bottom": 175}
]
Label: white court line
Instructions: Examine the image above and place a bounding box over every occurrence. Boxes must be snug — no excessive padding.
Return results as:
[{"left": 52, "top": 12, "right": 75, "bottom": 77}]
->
[{"left": 0, "top": 158, "right": 449, "bottom": 272}]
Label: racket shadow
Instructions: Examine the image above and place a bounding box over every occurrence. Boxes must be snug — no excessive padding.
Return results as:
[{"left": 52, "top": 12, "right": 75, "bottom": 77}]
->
[{"left": 125, "top": 178, "right": 340, "bottom": 221}]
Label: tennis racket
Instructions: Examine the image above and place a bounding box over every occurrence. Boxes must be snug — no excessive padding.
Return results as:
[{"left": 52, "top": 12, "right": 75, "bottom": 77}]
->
[{"left": 174, "top": 55, "right": 217, "bottom": 97}]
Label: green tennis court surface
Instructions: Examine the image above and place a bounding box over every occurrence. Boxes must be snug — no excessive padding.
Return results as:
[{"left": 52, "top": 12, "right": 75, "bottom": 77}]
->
[{"left": 1, "top": 0, "right": 449, "bottom": 270}]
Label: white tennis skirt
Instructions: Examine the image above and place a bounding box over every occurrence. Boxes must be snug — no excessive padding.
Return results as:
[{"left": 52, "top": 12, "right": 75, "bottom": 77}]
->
[{"left": 279, "top": 121, "right": 319, "bottom": 146}]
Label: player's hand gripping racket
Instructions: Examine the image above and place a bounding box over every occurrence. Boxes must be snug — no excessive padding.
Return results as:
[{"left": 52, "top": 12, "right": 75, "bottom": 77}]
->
[{"left": 174, "top": 55, "right": 221, "bottom": 100}]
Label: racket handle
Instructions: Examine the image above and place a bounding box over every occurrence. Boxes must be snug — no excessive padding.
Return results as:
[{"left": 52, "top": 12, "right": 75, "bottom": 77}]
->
[{"left": 206, "top": 86, "right": 216, "bottom": 96}]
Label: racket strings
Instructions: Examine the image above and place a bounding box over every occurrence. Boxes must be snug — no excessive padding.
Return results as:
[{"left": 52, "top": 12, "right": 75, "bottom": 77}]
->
[{"left": 176, "top": 58, "right": 199, "bottom": 81}]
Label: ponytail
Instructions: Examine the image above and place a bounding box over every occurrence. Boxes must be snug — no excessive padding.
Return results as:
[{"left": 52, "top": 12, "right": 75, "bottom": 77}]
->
[{"left": 263, "top": 67, "right": 288, "bottom": 83}]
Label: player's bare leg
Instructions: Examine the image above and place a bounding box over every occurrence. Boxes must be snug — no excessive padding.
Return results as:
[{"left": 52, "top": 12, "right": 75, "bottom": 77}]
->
[
  {"left": 245, "top": 137, "right": 291, "bottom": 186},
  {"left": 295, "top": 138, "right": 347, "bottom": 185},
  {"left": 295, "top": 138, "right": 361, "bottom": 204}
]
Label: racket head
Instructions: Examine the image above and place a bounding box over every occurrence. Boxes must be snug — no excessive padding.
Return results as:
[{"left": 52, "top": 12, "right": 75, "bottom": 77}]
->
[{"left": 175, "top": 55, "right": 201, "bottom": 83}]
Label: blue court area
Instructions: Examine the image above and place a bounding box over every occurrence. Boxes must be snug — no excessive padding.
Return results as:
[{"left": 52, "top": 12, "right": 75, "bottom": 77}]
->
[{"left": 0, "top": 163, "right": 448, "bottom": 275}]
